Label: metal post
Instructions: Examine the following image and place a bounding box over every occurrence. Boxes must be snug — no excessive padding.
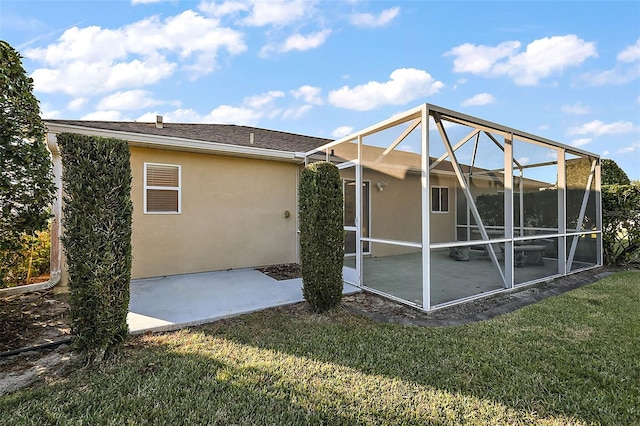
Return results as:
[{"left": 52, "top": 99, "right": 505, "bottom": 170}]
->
[
  {"left": 504, "top": 134, "right": 514, "bottom": 288},
  {"left": 421, "top": 105, "right": 430, "bottom": 311}
]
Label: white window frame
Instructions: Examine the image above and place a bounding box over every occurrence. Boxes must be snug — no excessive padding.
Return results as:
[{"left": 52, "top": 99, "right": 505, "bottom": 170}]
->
[
  {"left": 431, "top": 186, "right": 449, "bottom": 214},
  {"left": 144, "top": 162, "right": 181, "bottom": 214}
]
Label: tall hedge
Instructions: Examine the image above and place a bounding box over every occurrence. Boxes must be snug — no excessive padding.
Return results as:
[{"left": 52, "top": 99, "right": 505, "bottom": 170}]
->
[
  {"left": 299, "top": 161, "right": 344, "bottom": 312},
  {"left": 602, "top": 184, "right": 640, "bottom": 266},
  {"left": 59, "top": 133, "right": 133, "bottom": 363}
]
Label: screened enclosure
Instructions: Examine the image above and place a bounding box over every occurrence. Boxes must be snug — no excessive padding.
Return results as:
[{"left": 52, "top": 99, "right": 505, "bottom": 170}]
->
[{"left": 305, "top": 104, "right": 602, "bottom": 310}]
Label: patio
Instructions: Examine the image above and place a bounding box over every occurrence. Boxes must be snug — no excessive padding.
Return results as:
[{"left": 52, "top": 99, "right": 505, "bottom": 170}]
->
[{"left": 127, "top": 268, "right": 360, "bottom": 334}]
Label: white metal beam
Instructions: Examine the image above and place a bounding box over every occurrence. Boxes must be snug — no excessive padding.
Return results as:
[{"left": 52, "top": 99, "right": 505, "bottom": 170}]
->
[
  {"left": 557, "top": 149, "right": 567, "bottom": 275},
  {"left": 504, "top": 134, "right": 514, "bottom": 289},
  {"left": 429, "top": 128, "right": 480, "bottom": 171},
  {"left": 433, "top": 112, "right": 506, "bottom": 287},
  {"left": 421, "top": 106, "right": 430, "bottom": 311},
  {"left": 567, "top": 158, "right": 597, "bottom": 271}
]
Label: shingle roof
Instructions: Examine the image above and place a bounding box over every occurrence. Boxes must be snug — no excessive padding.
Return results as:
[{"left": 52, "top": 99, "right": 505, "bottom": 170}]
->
[{"left": 45, "top": 120, "right": 333, "bottom": 153}]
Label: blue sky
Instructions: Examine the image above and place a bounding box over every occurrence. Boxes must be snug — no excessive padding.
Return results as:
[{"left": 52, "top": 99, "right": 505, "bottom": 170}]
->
[{"left": 2, "top": 0, "right": 639, "bottom": 179}]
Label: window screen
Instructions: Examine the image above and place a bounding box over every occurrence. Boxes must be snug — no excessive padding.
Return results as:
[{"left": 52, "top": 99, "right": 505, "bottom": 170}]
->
[{"left": 144, "top": 163, "right": 181, "bottom": 213}]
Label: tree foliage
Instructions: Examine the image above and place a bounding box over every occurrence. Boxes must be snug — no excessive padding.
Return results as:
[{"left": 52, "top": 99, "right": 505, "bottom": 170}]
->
[
  {"left": 299, "top": 162, "right": 344, "bottom": 312},
  {"left": 0, "top": 41, "right": 55, "bottom": 283},
  {"left": 59, "top": 133, "right": 133, "bottom": 363},
  {"left": 601, "top": 159, "right": 630, "bottom": 185},
  {"left": 602, "top": 184, "right": 640, "bottom": 266}
]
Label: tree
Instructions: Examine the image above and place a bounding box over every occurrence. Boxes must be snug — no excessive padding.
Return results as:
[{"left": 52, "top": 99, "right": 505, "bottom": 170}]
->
[
  {"left": 601, "top": 159, "right": 630, "bottom": 185},
  {"left": 0, "top": 41, "right": 56, "bottom": 284}
]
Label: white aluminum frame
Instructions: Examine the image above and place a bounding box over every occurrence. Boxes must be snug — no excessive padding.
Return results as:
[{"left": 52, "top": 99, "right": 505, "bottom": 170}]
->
[{"left": 304, "top": 103, "right": 602, "bottom": 312}]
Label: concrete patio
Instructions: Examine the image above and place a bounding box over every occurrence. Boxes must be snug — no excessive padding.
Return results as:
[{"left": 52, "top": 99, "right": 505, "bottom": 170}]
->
[{"left": 127, "top": 268, "right": 360, "bottom": 334}]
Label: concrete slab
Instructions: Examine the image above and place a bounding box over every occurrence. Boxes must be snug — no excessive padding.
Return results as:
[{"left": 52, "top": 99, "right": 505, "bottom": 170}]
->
[{"left": 128, "top": 268, "right": 360, "bottom": 334}]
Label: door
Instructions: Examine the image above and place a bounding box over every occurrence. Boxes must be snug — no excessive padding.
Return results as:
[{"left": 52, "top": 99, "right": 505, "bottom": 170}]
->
[{"left": 344, "top": 179, "right": 370, "bottom": 255}]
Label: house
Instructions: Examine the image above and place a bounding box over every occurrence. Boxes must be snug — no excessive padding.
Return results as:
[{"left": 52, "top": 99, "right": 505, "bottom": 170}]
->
[
  {"left": 45, "top": 103, "right": 602, "bottom": 311},
  {"left": 45, "top": 118, "right": 331, "bottom": 286}
]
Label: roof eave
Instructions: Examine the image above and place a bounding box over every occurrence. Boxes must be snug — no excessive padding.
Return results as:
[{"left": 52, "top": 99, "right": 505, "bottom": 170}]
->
[{"left": 44, "top": 122, "right": 300, "bottom": 162}]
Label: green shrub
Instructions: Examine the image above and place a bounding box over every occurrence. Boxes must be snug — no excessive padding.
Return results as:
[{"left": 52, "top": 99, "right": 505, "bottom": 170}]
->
[
  {"left": 59, "top": 133, "right": 133, "bottom": 363},
  {"left": 299, "top": 161, "right": 344, "bottom": 312},
  {"left": 602, "top": 184, "right": 640, "bottom": 266},
  {"left": 0, "top": 229, "right": 50, "bottom": 288}
]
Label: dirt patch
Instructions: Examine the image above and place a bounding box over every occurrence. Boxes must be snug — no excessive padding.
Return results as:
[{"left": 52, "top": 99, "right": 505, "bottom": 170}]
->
[
  {"left": 0, "top": 289, "right": 75, "bottom": 395},
  {"left": 257, "top": 263, "right": 301, "bottom": 280},
  {"left": 0, "top": 290, "right": 71, "bottom": 352}
]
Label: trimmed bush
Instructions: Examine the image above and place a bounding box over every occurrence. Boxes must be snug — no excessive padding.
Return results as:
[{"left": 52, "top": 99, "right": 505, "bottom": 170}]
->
[
  {"left": 299, "top": 161, "right": 344, "bottom": 312},
  {"left": 602, "top": 184, "right": 640, "bottom": 266},
  {"left": 59, "top": 133, "right": 133, "bottom": 363}
]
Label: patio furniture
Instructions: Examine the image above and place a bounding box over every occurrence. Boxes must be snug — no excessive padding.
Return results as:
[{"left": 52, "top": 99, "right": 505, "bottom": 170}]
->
[
  {"left": 514, "top": 245, "right": 546, "bottom": 267},
  {"left": 449, "top": 246, "right": 470, "bottom": 261}
]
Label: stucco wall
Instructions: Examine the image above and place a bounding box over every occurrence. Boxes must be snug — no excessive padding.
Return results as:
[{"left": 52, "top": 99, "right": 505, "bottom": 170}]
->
[
  {"left": 338, "top": 166, "right": 458, "bottom": 258},
  {"left": 130, "top": 147, "right": 298, "bottom": 279}
]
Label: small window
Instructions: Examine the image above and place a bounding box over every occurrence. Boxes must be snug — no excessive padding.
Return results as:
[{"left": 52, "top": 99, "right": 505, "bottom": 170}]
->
[
  {"left": 431, "top": 186, "right": 449, "bottom": 213},
  {"left": 144, "top": 163, "right": 181, "bottom": 214}
]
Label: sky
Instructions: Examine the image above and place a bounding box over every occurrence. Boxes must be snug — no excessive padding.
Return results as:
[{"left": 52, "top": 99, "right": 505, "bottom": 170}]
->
[{"left": 1, "top": 0, "right": 639, "bottom": 180}]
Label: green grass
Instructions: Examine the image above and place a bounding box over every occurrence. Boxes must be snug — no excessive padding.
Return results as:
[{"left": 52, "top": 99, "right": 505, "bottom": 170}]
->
[{"left": 1, "top": 271, "right": 639, "bottom": 425}]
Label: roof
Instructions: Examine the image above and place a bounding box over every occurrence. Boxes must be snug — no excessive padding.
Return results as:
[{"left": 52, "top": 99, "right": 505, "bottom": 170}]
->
[{"left": 45, "top": 120, "right": 333, "bottom": 154}]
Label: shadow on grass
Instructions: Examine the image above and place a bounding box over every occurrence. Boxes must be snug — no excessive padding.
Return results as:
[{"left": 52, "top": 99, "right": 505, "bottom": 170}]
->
[
  {"left": 1, "top": 272, "right": 638, "bottom": 425},
  {"left": 187, "top": 270, "right": 639, "bottom": 425}
]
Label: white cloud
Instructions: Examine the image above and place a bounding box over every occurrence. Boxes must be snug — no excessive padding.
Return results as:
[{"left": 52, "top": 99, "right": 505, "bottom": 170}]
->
[
  {"left": 332, "top": 126, "right": 353, "bottom": 138},
  {"left": 578, "top": 39, "right": 640, "bottom": 86},
  {"left": 517, "top": 157, "right": 530, "bottom": 165},
  {"left": 290, "top": 85, "right": 323, "bottom": 105},
  {"left": 461, "top": 93, "right": 495, "bottom": 107},
  {"left": 349, "top": 7, "right": 400, "bottom": 28},
  {"left": 67, "top": 97, "right": 88, "bottom": 111},
  {"left": 96, "top": 90, "right": 175, "bottom": 111},
  {"left": 198, "top": 0, "right": 248, "bottom": 17},
  {"left": 445, "top": 35, "right": 597, "bottom": 85},
  {"left": 282, "top": 29, "right": 331, "bottom": 52},
  {"left": 601, "top": 150, "right": 610, "bottom": 157},
  {"left": 617, "top": 38, "right": 640, "bottom": 63},
  {"left": 571, "top": 138, "right": 592, "bottom": 147},
  {"left": 561, "top": 103, "right": 590, "bottom": 115},
  {"left": 244, "top": 90, "right": 285, "bottom": 109},
  {"left": 445, "top": 41, "right": 521, "bottom": 74},
  {"left": 40, "top": 103, "right": 62, "bottom": 119},
  {"left": 328, "top": 68, "right": 444, "bottom": 111},
  {"left": 26, "top": 10, "right": 246, "bottom": 96},
  {"left": 262, "top": 29, "right": 331, "bottom": 56},
  {"left": 207, "top": 105, "right": 263, "bottom": 124},
  {"left": 567, "top": 120, "right": 636, "bottom": 136},
  {"left": 617, "top": 142, "right": 640, "bottom": 154},
  {"left": 139, "top": 106, "right": 262, "bottom": 125},
  {"left": 242, "top": 0, "right": 309, "bottom": 27},
  {"left": 282, "top": 104, "right": 312, "bottom": 119},
  {"left": 81, "top": 110, "right": 124, "bottom": 121}
]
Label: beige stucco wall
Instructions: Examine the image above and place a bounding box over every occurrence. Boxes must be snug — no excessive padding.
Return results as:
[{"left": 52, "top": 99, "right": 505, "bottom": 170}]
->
[
  {"left": 338, "top": 165, "right": 458, "bottom": 258},
  {"left": 130, "top": 147, "right": 298, "bottom": 279}
]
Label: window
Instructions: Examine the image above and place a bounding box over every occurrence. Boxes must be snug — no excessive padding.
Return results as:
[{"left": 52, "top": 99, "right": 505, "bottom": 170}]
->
[
  {"left": 431, "top": 186, "right": 449, "bottom": 213},
  {"left": 144, "top": 163, "right": 181, "bottom": 214}
]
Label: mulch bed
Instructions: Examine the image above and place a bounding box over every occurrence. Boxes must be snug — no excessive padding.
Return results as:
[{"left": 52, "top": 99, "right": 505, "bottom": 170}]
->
[{"left": 257, "top": 263, "right": 301, "bottom": 280}]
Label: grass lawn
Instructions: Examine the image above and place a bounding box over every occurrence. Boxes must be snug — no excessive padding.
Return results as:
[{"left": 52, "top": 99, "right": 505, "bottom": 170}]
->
[{"left": 1, "top": 271, "right": 639, "bottom": 425}]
